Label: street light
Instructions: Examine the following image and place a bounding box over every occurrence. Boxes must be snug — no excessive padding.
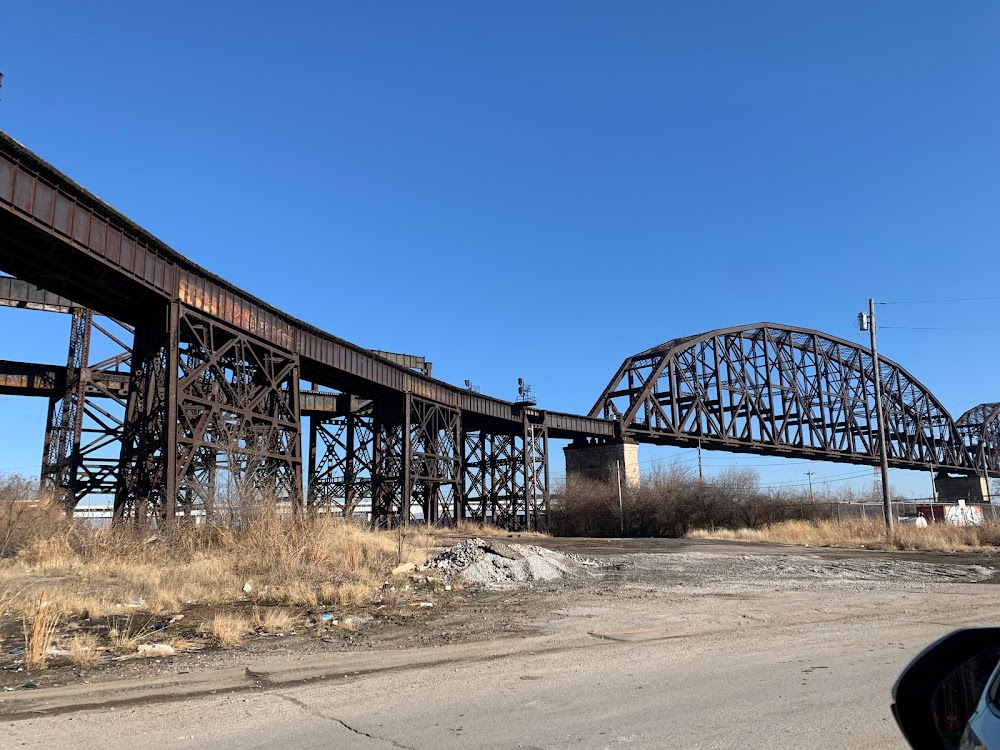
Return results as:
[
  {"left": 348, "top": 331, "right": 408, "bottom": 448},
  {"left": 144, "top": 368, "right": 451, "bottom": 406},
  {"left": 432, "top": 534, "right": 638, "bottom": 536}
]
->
[{"left": 858, "top": 298, "right": 894, "bottom": 536}]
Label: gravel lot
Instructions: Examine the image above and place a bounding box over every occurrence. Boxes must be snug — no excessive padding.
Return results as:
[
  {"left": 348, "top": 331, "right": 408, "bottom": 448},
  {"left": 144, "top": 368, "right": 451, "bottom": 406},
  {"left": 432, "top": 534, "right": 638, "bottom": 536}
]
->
[{"left": 5, "top": 537, "right": 1000, "bottom": 749}]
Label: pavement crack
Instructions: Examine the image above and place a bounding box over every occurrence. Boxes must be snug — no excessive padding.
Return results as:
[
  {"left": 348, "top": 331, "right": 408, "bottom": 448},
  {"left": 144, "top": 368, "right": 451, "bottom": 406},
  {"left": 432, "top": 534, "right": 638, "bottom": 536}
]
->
[{"left": 274, "top": 693, "right": 416, "bottom": 750}]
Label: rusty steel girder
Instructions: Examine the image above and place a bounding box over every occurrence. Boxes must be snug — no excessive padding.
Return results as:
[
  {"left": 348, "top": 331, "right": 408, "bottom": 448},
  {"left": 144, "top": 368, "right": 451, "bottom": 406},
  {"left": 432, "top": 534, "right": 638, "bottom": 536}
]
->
[{"left": 592, "top": 323, "right": 981, "bottom": 474}]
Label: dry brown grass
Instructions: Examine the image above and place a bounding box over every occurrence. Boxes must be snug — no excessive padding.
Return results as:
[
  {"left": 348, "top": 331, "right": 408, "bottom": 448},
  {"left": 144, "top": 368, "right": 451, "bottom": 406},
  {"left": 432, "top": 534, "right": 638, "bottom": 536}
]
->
[
  {"left": 67, "top": 632, "right": 102, "bottom": 666},
  {"left": 251, "top": 606, "right": 295, "bottom": 634},
  {"left": 689, "top": 518, "right": 1000, "bottom": 552},
  {"left": 0, "top": 512, "right": 427, "bottom": 623},
  {"left": 205, "top": 613, "right": 251, "bottom": 647},
  {"left": 21, "top": 593, "right": 60, "bottom": 670},
  {"left": 106, "top": 614, "right": 156, "bottom": 652},
  {"left": 454, "top": 520, "right": 550, "bottom": 539}
]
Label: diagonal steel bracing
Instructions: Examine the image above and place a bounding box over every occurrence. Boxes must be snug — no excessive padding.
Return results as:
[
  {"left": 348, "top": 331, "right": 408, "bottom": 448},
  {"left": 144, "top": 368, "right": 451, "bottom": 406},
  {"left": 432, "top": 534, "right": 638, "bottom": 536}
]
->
[
  {"left": 116, "top": 303, "right": 302, "bottom": 522},
  {"left": 592, "top": 323, "right": 985, "bottom": 474},
  {"left": 307, "top": 396, "right": 375, "bottom": 517},
  {"left": 42, "top": 309, "right": 133, "bottom": 508}
]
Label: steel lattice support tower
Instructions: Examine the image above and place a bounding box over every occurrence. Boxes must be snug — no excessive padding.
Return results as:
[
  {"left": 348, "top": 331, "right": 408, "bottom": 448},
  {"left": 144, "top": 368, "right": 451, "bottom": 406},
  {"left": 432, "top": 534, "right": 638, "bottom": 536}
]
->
[
  {"left": 307, "top": 396, "right": 375, "bottom": 517},
  {"left": 42, "top": 309, "right": 133, "bottom": 509},
  {"left": 115, "top": 302, "right": 303, "bottom": 522}
]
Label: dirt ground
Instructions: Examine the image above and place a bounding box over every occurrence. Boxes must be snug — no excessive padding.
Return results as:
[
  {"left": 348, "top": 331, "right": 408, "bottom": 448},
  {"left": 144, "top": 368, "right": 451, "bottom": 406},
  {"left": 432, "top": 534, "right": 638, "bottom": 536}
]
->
[{"left": 3, "top": 535, "right": 998, "bottom": 694}]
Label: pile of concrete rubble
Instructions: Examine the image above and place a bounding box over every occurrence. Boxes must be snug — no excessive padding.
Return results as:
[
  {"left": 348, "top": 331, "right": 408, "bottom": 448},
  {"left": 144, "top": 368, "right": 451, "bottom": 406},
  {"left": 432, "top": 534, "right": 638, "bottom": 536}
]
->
[{"left": 430, "top": 538, "right": 581, "bottom": 588}]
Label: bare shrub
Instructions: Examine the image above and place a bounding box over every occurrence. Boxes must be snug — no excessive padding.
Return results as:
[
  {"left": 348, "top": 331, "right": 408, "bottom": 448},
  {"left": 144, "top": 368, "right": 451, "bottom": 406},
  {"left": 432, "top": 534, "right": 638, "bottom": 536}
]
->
[
  {"left": 552, "top": 466, "right": 869, "bottom": 539},
  {"left": 0, "top": 477, "right": 71, "bottom": 558},
  {"left": 551, "top": 466, "right": 738, "bottom": 537}
]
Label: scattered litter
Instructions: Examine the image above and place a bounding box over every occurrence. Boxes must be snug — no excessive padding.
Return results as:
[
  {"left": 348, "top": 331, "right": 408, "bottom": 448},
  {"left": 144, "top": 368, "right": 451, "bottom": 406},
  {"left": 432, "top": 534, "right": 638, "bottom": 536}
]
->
[
  {"left": 320, "top": 613, "right": 335, "bottom": 622},
  {"left": 242, "top": 581, "right": 253, "bottom": 595},
  {"left": 19, "top": 682, "right": 42, "bottom": 690},
  {"left": 392, "top": 562, "right": 417, "bottom": 576},
  {"left": 137, "top": 644, "right": 175, "bottom": 657},
  {"left": 122, "top": 598, "right": 145, "bottom": 608},
  {"left": 342, "top": 615, "right": 372, "bottom": 626},
  {"left": 7, "top": 647, "right": 24, "bottom": 655},
  {"left": 168, "top": 615, "right": 185, "bottom": 624}
]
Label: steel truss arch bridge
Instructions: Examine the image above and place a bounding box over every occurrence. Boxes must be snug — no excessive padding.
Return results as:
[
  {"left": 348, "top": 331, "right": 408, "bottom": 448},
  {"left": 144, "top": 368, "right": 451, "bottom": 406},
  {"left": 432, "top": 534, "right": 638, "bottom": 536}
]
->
[{"left": 589, "top": 323, "right": 996, "bottom": 476}]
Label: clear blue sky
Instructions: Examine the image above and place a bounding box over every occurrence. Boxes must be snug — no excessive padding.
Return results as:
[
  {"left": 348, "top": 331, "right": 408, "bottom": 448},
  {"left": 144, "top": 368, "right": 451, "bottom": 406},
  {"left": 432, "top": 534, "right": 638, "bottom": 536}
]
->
[{"left": 1, "top": 2, "right": 999, "bottom": 498}]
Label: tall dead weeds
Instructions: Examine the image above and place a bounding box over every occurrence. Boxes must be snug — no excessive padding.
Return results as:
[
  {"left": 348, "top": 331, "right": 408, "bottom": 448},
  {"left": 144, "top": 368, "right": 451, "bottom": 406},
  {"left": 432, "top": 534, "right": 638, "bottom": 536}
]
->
[
  {"left": 0, "top": 478, "right": 427, "bottom": 623},
  {"left": 21, "top": 593, "right": 60, "bottom": 670},
  {"left": 690, "top": 517, "right": 1000, "bottom": 552}
]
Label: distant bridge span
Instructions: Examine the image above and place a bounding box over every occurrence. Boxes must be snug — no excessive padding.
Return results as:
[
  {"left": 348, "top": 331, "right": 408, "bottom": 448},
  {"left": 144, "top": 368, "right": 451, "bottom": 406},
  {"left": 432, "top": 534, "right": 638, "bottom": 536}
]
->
[{"left": 588, "top": 323, "right": 994, "bottom": 477}]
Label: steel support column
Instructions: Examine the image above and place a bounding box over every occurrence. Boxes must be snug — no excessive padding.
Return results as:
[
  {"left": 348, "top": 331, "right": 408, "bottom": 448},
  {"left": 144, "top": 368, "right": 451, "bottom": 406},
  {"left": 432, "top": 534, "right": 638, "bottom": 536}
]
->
[
  {"left": 408, "top": 394, "right": 461, "bottom": 525},
  {"left": 307, "top": 397, "right": 375, "bottom": 518},
  {"left": 40, "top": 308, "right": 91, "bottom": 508},
  {"left": 460, "top": 429, "right": 531, "bottom": 530},
  {"left": 371, "top": 398, "right": 405, "bottom": 527},
  {"left": 174, "top": 304, "right": 302, "bottom": 519},
  {"left": 116, "top": 302, "right": 302, "bottom": 523},
  {"left": 523, "top": 419, "right": 549, "bottom": 531},
  {"left": 116, "top": 305, "right": 172, "bottom": 522},
  {"left": 462, "top": 429, "right": 488, "bottom": 524}
]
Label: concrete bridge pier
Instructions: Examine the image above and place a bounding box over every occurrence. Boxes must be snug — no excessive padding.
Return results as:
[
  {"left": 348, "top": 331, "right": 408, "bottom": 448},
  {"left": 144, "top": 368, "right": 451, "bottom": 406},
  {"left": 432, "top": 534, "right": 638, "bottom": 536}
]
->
[
  {"left": 934, "top": 472, "right": 992, "bottom": 504},
  {"left": 564, "top": 438, "right": 639, "bottom": 486}
]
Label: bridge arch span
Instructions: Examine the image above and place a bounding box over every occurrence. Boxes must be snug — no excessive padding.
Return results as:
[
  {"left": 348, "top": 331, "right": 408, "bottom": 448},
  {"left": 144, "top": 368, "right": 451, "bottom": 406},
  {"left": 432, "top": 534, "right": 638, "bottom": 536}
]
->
[
  {"left": 590, "top": 323, "right": 977, "bottom": 473},
  {"left": 956, "top": 403, "right": 1000, "bottom": 475}
]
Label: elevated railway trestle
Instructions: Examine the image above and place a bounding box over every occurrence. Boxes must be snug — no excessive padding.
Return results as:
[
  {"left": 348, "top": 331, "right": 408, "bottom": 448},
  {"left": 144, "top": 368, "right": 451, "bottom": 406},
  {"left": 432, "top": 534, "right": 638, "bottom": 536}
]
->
[
  {"left": 0, "top": 295, "right": 569, "bottom": 527},
  {"left": 0, "top": 131, "right": 614, "bottom": 527}
]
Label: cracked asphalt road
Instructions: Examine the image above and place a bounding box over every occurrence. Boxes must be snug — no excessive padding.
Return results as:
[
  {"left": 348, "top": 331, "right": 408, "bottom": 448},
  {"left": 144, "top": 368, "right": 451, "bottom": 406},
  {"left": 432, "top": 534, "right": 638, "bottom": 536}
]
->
[{"left": 4, "top": 539, "right": 1000, "bottom": 749}]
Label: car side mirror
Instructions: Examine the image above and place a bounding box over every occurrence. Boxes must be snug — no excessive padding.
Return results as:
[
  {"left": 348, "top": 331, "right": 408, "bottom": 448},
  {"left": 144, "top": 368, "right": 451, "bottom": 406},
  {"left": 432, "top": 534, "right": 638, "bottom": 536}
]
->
[{"left": 893, "top": 628, "right": 1000, "bottom": 750}]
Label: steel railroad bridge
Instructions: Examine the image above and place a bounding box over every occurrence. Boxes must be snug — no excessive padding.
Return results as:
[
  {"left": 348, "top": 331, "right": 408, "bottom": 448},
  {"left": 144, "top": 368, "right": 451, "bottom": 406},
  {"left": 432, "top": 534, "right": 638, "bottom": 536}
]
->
[
  {"left": 0, "top": 131, "right": 996, "bottom": 526},
  {"left": 583, "top": 325, "right": 1000, "bottom": 486}
]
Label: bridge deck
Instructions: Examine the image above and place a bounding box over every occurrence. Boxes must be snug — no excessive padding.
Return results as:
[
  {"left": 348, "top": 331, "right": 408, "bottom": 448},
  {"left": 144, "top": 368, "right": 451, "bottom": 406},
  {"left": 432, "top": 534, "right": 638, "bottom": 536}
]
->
[{"left": 0, "top": 132, "right": 614, "bottom": 441}]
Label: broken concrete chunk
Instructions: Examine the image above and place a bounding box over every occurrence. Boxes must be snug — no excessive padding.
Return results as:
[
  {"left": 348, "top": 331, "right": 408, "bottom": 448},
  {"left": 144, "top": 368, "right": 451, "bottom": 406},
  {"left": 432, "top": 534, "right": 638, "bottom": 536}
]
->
[
  {"left": 392, "top": 562, "right": 417, "bottom": 576},
  {"left": 482, "top": 542, "right": 523, "bottom": 561}
]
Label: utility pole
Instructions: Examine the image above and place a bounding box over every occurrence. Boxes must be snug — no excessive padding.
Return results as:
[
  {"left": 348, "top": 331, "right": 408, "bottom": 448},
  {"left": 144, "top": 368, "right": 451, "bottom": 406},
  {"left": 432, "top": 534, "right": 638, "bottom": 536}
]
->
[
  {"left": 805, "top": 471, "right": 815, "bottom": 503},
  {"left": 616, "top": 459, "right": 624, "bottom": 535},
  {"left": 697, "top": 439, "right": 704, "bottom": 481},
  {"left": 859, "top": 299, "right": 894, "bottom": 536}
]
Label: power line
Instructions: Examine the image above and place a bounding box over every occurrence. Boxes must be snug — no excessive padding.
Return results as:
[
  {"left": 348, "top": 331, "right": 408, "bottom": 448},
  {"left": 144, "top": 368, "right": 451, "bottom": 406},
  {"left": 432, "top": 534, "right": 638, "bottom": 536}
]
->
[
  {"left": 757, "top": 470, "right": 874, "bottom": 489},
  {"left": 881, "top": 326, "right": 1000, "bottom": 332},
  {"left": 879, "top": 295, "right": 1000, "bottom": 305}
]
